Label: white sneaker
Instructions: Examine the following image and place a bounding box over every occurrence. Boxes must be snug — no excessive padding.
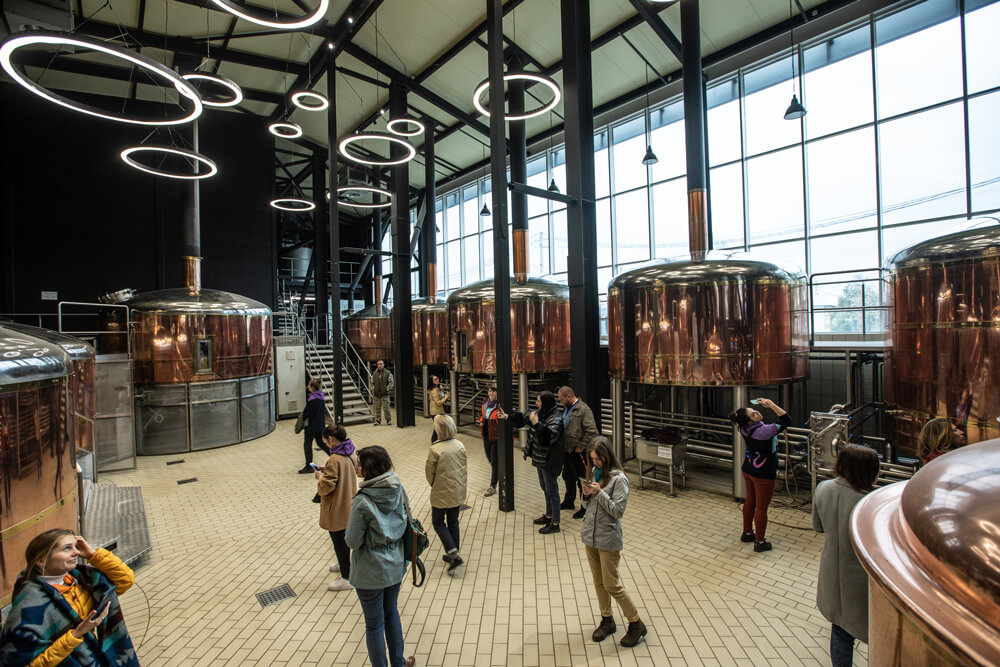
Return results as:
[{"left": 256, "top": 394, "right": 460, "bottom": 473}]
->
[
  {"left": 327, "top": 577, "right": 353, "bottom": 591},
  {"left": 329, "top": 562, "right": 340, "bottom": 573}
]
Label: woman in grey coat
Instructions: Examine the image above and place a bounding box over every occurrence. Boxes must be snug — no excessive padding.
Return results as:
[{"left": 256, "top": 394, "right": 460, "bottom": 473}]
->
[
  {"left": 812, "top": 444, "right": 880, "bottom": 667},
  {"left": 580, "top": 436, "right": 647, "bottom": 648}
]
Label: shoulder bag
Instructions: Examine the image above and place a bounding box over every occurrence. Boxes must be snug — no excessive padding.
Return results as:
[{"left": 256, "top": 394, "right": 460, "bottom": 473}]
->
[{"left": 401, "top": 489, "right": 428, "bottom": 587}]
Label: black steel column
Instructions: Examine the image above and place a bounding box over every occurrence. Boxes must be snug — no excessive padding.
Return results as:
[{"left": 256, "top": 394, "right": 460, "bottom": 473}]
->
[
  {"left": 681, "top": 0, "right": 711, "bottom": 254},
  {"left": 508, "top": 60, "right": 529, "bottom": 284},
  {"left": 313, "top": 150, "right": 329, "bottom": 344},
  {"left": 560, "top": 0, "right": 601, "bottom": 428},
  {"left": 181, "top": 120, "right": 202, "bottom": 290},
  {"left": 421, "top": 119, "right": 437, "bottom": 298},
  {"left": 328, "top": 52, "right": 344, "bottom": 424},
  {"left": 487, "top": 0, "right": 515, "bottom": 511},
  {"left": 390, "top": 80, "right": 415, "bottom": 427}
]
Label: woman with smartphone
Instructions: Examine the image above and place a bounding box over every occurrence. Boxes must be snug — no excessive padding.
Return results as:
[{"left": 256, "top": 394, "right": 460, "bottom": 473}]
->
[
  {"left": 478, "top": 384, "right": 501, "bottom": 496},
  {"left": 728, "top": 397, "right": 792, "bottom": 552},
  {"left": 0, "top": 530, "right": 138, "bottom": 666},
  {"left": 315, "top": 424, "right": 359, "bottom": 592},
  {"left": 580, "top": 436, "right": 648, "bottom": 648}
]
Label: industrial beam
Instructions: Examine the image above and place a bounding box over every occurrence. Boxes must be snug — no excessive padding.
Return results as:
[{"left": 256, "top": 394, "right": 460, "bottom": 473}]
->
[
  {"left": 389, "top": 81, "right": 415, "bottom": 427},
  {"left": 327, "top": 51, "right": 344, "bottom": 424},
  {"left": 627, "top": 0, "right": 683, "bottom": 61}
]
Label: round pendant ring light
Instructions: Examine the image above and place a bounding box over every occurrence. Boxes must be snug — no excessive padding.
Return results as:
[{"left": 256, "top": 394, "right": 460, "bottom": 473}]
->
[
  {"left": 291, "top": 90, "right": 329, "bottom": 111},
  {"left": 209, "top": 0, "right": 329, "bottom": 30},
  {"left": 268, "top": 122, "right": 303, "bottom": 138},
  {"left": 0, "top": 31, "right": 203, "bottom": 126},
  {"left": 386, "top": 116, "right": 425, "bottom": 137},
  {"left": 121, "top": 146, "right": 218, "bottom": 180},
  {"left": 473, "top": 72, "right": 561, "bottom": 120},
  {"left": 270, "top": 198, "right": 316, "bottom": 212},
  {"left": 182, "top": 73, "right": 243, "bottom": 108},
  {"left": 338, "top": 132, "right": 417, "bottom": 166},
  {"left": 336, "top": 185, "right": 393, "bottom": 208}
]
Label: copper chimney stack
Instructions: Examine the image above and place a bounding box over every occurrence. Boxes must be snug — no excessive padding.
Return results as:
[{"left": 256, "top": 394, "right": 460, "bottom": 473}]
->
[
  {"left": 512, "top": 228, "right": 529, "bottom": 283},
  {"left": 681, "top": 0, "right": 710, "bottom": 259},
  {"left": 374, "top": 276, "right": 383, "bottom": 306},
  {"left": 182, "top": 120, "right": 202, "bottom": 292}
]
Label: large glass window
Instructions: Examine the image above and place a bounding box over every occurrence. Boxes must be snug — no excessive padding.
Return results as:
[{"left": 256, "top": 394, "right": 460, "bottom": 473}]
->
[
  {"left": 807, "top": 127, "right": 877, "bottom": 235},
  {"left": 445, "top": 192, "right": 460, "bottom": 241},
  {"left": 529, "top": 216, "right": 550, "bottom": 275},
  {"left": 464, "top": 235, "right": 480, "bottom": 283},
  {"left": 462, "top": 185, "right": 478, "bottom": 236},
  {"left": 707, "top": 79, "right": 741, "bottom": 166},
  {"left": 652, "top": 178, "right": 689, "bottom": 258},
  {"left": 611, "top": 115, "right": 647, "bottom": 192},
  {"left": 552, "top": 210, "right": 568, "bottom": 274},
  {"left": 966, "top": 0, "right": 1000, "bottom": 93},
  {"left": 803, "top": 26, "right": 874, "bottom": 138},
  {"left": 969, "top": 92, "right": 1000, "bottom": 212},
  {"left": 595, "top": 130, "right": 611, "bottom": 199},
  {"left": 614, "top": 189, "right": 650, "bottom": 264},
  {"left": 527, "top": 156, "right": 548, "bottom": 218},
  {"left": 649, "top": 102, "right": 686, "bottom": 183},
  {"left": 747, "top": 147, "right": 804, "bottom": 244},
  {"left": 744, "top": 56, "right": 802, "bottom": 156},
  {"left": 709, "top": 164, "right": 745, "bottom": 249}
]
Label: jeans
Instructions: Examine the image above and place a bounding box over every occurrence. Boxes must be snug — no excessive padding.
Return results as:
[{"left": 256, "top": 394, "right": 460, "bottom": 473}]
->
[
  {"left": 742, "top": 473, "right": 776, "bottom": 541},
  {"left": 432, "top": 506, "right": 461, "bottom": 553},
  {"left": 561, "top": 449, "right": 587, "bottom": 505},
  {"left": 328, "top": 529, "right": 350, "bottom": 579},
  {"left": 304, "top": 430, "right": 328, "bottom": 466},
  {"left": 356, "top": 582, "right": 405, "bottom": 667},
  {"left": 537, "top": 466, "right": 561, "bottom": 524},
  {"left": 483, "top": 438, "right": 499, "bottom": 488},
  {"left": 830, "top": 624, "right": 855, "bottom": 667}
]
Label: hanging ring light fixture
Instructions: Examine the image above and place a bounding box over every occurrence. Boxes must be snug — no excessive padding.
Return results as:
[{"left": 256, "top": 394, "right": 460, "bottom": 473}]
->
[
  {"left": 386, "top": 116, "right": 425, "bottom": 137},
  {"left": 472, "top": 72, "right": 561, "bottom": 121},
  {"left": 0, "top": 31, "right": 203, "bottom": 126},
  {"left": 334, "top": 185, "right": 393, "bottom": 208},
  {"left": 120, "top": 145, "right": 218, "bottom": 180},
  {"left": 338, "top": 132, "right": 417, "bottom": 166},
  {"left": 269, "top": 122, "right": 303, "bottom": 138},
  {"left": 291, "top": 90, "right": 329, "bottom": 111},
  {"left": 270, "top": 198, "right": 316, "bottom": 211},
  {"left": 209, "top": 0, "right": 330, "bottom": 30},
  {"left": 181, "top": 73, "right": 243, "bottom": 108}
]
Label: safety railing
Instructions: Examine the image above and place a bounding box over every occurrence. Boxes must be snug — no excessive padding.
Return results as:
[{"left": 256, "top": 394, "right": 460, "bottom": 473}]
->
[
  {"left": 341, "top": 332, "right": 371, "bottom": 409},
  {"left": 808, "top": 268, "right": 892, "bottom": 345}
]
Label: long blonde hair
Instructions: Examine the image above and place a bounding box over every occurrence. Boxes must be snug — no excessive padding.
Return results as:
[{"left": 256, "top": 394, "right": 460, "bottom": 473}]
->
[{"left": 917, "top": 418, "right": 953, "bottom": 460}]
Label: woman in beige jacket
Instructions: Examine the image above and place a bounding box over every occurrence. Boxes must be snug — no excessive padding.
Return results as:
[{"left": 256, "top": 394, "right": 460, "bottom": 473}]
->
[
  {"left": 427, "top": 375, "right": 449, "bottom": 416},
  {"left": 425, "top": 415, "right": 468, "bottom": 574},
  {"left": 315, "top": 424, "right": 359, "bottom": 591}
]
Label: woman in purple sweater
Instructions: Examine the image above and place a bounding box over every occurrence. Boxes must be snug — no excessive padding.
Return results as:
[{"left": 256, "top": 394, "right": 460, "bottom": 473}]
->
[{"left": 729, "top": 398, "right": 792, "bottom": 552}]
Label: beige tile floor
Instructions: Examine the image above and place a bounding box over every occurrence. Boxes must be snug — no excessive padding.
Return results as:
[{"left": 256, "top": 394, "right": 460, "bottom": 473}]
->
[{"left": 105, "top": 415, "right": 867, "bottom": 667}]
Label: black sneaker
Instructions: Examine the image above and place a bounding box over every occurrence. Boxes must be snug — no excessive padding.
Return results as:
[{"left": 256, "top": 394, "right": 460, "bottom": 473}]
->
[
  {"left": 754, "top": 540, "right": 772, "bottom": 552},
  {"left": 539, "top": 523, "right": 560, "bottom": 534},
  {"left": 560, "top": 501, "right": 575, "bottom": 510},
  {"left": 446, "top": 556, "right": 463, "bottom": 574},
  {"left": 312, "top": 494, "right": 321, "bottom": 503},
  {"left": 532, "top": 515, "right": 551, "bottom": 525},
  {"left": 740, "top": 531, "right": 755, "bottom": 543},
  {"left": 298, "top": 466, "right": 313, "bottom": 474},
  {"left": 573, "top": 508, "right": 586, "bottom": 519},
  {"left": 441, "top": 553, "right": 454, "bottom": 563},
  {"left": 592, "top": 616, "right": 617, "bottom": 642}
]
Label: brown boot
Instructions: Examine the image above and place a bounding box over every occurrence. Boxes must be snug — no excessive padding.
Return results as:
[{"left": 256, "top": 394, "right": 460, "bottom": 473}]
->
[
  {"left": 592, "top": 616, "right": 616, "bottom": 642},
  {"left": 620, "top": 619, "right": 647, "bottom": 647}
]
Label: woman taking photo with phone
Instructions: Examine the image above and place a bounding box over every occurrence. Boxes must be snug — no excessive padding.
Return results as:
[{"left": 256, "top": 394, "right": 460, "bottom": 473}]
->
[
  {"left": 0, "top": 530, "right": 138, "bottom": 666},
  {"left": 345, "top": 446, "right": 416, "bottom": 667},
  {"left": 580, "top": 437, "right": 647, "bottom": 648},
  {"left": 729, "top": 397, "right": 792, "bottom": 552}
]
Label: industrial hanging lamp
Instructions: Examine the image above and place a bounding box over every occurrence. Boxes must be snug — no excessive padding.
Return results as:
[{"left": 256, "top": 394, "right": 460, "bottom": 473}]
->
[
  {"left": 480, "top": 144, "right": 491, "bottom": 217},
  {"left": 783, "top": 0, "right": 807, "bottom": 120},
  {"left": 641, "top": 54, "right": 659, "bottom": 166}
]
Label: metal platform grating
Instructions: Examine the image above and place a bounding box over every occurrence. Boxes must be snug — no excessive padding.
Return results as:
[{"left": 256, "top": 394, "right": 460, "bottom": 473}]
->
[
  {"left": 256, "top": 584, "right": 296, "bottom": 608},
  {"left": 83, "top": 482, "right": 118, "bottom": 550},
  {"left": 117, "top": 487, "right": 152, "bottom": 565}
]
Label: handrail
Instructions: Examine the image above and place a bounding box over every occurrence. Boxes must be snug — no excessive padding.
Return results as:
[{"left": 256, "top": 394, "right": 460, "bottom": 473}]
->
[
  {"left": 808, "top": 267, "right": 892, "bottom": 346},
  {"left": 341, "top": 332, "right": 371, "bottom": 405}
]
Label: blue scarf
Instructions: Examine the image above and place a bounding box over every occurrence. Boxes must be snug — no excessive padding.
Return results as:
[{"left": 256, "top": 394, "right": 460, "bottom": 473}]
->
[{"left": 593, "top": 466, "right": 602, "bottom": 483}]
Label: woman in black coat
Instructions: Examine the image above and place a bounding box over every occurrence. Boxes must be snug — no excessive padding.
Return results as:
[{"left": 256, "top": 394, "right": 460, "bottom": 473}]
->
[
  {"left": 299, "top": 379, "right": 329, "bottom": 473},
  {"left": 502, "top": 391, "right": 565, "bottom": 533}
]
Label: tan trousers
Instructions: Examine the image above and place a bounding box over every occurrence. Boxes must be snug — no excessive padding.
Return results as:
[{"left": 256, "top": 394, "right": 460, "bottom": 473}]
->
[
  {"left": 372, "top": 395, "right": 391, "bottom": 423},
  {"left": 585, "top": 545, "right": 639, "bottom": 622}
]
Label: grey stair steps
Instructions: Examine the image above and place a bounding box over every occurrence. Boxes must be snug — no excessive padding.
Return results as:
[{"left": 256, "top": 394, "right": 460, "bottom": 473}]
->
[
  {"left": 116, "top": 487, "right": 152, "bottom": 565},
  {"left": 82, "top": 482, "right": 118, "bottom": 550}
]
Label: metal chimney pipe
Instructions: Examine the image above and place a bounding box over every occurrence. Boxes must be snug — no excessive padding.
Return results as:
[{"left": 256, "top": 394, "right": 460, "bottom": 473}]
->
[
  {"left": 681, "top": 0, "right": 710, "bottom": 259},
  {"left": 182, "top": 119, "right": 202, "bottom": 291}
]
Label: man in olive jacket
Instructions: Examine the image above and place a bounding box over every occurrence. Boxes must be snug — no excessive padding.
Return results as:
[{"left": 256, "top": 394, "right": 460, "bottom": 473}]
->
[
  {"left": 371, "top": 359, "right": 394, "bottom": 425},
  {"left": 559, "top": 385, "right": 599, "bottom": 519}
]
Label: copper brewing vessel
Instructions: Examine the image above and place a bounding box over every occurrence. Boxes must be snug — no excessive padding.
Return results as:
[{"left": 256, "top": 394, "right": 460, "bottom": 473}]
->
[
  {"left": 851, "top": 440, "right": 1000, "bottom": 665},
  {"left": 885, "top": 225, "right": 1000, "bottom": 457},
  {"left": 0, "top": 323, "right": 77, "bottom": 609},
  {"left": 408, "top": 299, "right": 448, "bottom": 366},
  {"left": 344, "top": 303, "right": 393, "bottom": 362},
  {"left": 446, "top": 277, "right": 571, "bottom": 374},
  {"left": 127, "top": 287, "right": 272, "bottom": 384},
  {"left": 607, "top": 253, "right": 809, "bottom": 385}
]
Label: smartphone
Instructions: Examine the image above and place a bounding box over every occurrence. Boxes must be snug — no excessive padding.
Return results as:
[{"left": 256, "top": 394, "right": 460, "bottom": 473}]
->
[
  {"left": 750, "top": 399, "right": 761, "bottom": 405},
  {"left": 93, "top": 590, "right": 115, "bottom": 618},
  {"left": 309, "top": 462, "right": 321, "bottom": 471},
  {"left": 578, "top": 477, "right": 590, "bottom": 485}
]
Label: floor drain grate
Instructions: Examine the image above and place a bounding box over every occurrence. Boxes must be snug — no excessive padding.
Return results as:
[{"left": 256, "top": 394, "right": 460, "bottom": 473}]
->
[
  {"left": 176, "top": 478, "right": 198, "bottom": 485},
  {"left": 256, "top": 584, "right": 296, "bottom": 608}
]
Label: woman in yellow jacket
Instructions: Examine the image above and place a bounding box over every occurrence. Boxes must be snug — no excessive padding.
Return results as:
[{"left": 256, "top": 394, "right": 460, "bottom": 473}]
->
[
  {"left": 425, "top": 415, "right": 468, "bottom": 574},
  {"left": 427, "top": 376, "right": 449, "bottom": 416},
  {"left": 0, "top": 529, "right": 138, "bottom": 666}
]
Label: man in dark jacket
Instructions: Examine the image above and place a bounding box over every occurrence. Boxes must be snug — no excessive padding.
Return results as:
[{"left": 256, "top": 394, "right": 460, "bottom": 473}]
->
[
  {"left": 503, "top": 391, "right": 565, "bottom": 533},
  {"left": 371, "top": 359, "right": 394, "bottom": 425},
  {"left": 558, "top": 386, "right": 599, "bottom": 518}
]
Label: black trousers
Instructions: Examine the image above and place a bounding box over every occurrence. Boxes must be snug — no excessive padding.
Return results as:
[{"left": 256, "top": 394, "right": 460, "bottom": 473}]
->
[
  {"left": 431, "top": 506, "right": 461, "bottom": 553},
  {"left": 561, "top": 449, "right": 587, "bottom": 505},
  {"left": 328, "top": 529, "right": 350, "bottom": 579},
  {"left": 483, "top": 438, "right": 499, "bottom": 488},
  {"left": 304, "top": 430, "right": 328, "bottom": 466}
]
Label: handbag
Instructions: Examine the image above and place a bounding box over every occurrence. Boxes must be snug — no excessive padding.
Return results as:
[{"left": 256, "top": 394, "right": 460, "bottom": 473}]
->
[
  {"left": 294, "top": 410, "right": 306, "bottom": 434},
  {"left": 401, "top": 489, "right": 428, "bottom": 587}
]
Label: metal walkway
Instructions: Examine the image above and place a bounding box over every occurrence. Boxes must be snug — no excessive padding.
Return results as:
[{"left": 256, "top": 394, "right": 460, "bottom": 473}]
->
[{"left": 83, "top": 482, "right": 152, "bottom": 566}]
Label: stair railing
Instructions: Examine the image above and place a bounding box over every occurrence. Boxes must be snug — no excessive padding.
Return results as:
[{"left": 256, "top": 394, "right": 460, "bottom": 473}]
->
[
  {"left": 293, "top": 310, "right": 337, "bottom": 421},
  {"left": 341, "top": 332, "right": 372, "bottom": 408}
]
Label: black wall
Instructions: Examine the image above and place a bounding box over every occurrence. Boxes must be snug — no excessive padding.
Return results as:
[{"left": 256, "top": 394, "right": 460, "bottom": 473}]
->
[{"left": 0, "top": 82, "right": 277, "bottom": 314}]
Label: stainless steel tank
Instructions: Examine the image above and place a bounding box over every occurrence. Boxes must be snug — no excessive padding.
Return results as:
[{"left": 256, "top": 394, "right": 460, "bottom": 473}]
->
[
  {"left": 344, "top": 303, "right": 393, "bottom": 362},
  {"left": 851, "top": 440, "right": 1000, "bottom": 665},
  {"left": 885, "top": 225, "right": 1000, "bottom": 457},
  {"left": 607, "top": 253, "right": 810, "bottom": 385},
  {"left": 0, "top": 323, "right": 77, "bottom": 609},
  {"left": 447, "top": 277, "right": 571, "bottom": 374},
  {"left": 409, "top": 299, "right": 448, "bottom": 366}
]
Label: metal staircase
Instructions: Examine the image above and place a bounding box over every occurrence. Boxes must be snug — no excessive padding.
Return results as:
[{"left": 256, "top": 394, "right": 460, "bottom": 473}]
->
[{"left": 305, "top": 343, "right": 371, "bottom": 425}]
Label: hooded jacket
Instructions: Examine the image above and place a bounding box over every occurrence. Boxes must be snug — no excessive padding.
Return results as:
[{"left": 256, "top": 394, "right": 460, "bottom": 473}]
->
[
  {"left": 426, "top": 437, "right": 468, "bottom": 509},
  {"left": 581, "top": 469, "right": 629, "bottom": 552},
  {"left": 525, "top": 400, "right": 565, "bottom": 475},
  {"left": 303, "top": 390, "right": 327, "bottom": 433},
  {"left": 345, "top": 471, "right": 408, "bottom": 590},
  {"left": 318, "top": 442, "right": 359, "bottom": 533}
]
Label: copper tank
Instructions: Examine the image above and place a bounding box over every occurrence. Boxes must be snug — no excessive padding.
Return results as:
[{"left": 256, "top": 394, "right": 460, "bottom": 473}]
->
[
  {"left": 607, "top": 253, "right": 810, "bottom": 385},
  {"left": 408, "top": 299, "right": 448, "bottom": 366},
  {"left": 885, "top": 225, "right": 1000, "bottom": 457},
  {"left": 446, "top": 277, "right": 571, "bottom": 374},
  {"left": 851, "top": 440, "right": 1000, "bottom": 665},
  {"left": 127, "top": 287, "right": 272, "bottom": 384},
  {"left": 0, "top": 323, "right": 77, "bottom": 609},
  {"left": 344, "top": 303, "right": 393, "bottom": 362}
]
